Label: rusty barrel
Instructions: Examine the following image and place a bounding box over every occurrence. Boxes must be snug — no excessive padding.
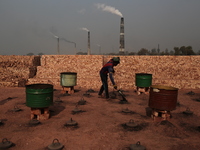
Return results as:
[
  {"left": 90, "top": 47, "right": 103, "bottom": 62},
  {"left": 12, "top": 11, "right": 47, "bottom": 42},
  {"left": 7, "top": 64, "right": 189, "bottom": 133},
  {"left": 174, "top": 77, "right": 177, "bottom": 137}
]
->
[{"left": 148, "top": 85, "right": 178, "bottom": 111}]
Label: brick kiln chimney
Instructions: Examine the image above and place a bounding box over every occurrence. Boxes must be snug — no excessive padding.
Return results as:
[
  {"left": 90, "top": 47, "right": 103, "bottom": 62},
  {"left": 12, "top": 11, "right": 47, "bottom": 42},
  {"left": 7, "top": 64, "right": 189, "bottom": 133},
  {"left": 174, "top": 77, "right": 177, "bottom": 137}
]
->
[
  {"left": 57, "top": 38, "right": 60, "bottom": 55},
  {"left": 87, "top": 31, "right": 91, "bottom": 55},
  {"left": 119, "top": 17, "right": 125, "bottom": 53}
]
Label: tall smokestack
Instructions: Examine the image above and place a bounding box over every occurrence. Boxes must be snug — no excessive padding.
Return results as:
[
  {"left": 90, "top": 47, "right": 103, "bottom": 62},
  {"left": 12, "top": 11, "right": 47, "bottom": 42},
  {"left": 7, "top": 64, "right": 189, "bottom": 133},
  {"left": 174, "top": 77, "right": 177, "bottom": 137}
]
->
[
  {"left": 119, "top": 17, "right": 125, "bottom": 53},
  {"left": 57, "top": 38, "right": 60, "bottom": 54},
  {"left": 74, "top": 43, "right": 77, "bottom": 55},
  {"left": 88, "top": 31, "right": 91, "bottom": 55}
]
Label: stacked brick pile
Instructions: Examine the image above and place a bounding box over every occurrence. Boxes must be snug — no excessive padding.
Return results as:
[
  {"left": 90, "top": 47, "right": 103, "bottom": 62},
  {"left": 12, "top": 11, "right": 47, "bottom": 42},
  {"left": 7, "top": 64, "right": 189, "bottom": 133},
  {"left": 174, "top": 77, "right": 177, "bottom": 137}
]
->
[
  {"left": 28, "top": 55, "right": 103, "bottom": 89},
  {"left": 0, "top": 55, "right": 40, "bottom": 87},
  {"left": 28, "top": 55, "right": 200, "bottom": 90},
  {"left": 1, "top": 55, "right": 200, "bottom": 89},
  {"left": 115, "top": 55, "right": 200, "bottom": 89}
]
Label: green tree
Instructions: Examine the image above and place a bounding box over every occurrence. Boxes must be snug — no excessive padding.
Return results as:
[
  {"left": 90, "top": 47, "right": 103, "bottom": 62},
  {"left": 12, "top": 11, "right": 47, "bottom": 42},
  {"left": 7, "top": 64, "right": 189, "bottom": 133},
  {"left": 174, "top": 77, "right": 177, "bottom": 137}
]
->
[
  {"left": 137, "top": 48, "right": 149, "bottom": 55},
  {"left": 128, "top": 52, "right": 136, "bottom": 55},
  {"left": 180, "top": 46, "right": 186, "bottom": 55},
  {"left": 174, "top": 47, "right": 181, "bottom": 55},
  {"left": 186, "top": 46, "right": 195, "bottom": 55},
  {"left": 27, "top": 53, "right": 34, "bottom": 56},
  {"left": 150, "top": 48, "right": 157, "bottom": 55},
  {"left": 177, "top": 46, "right": 195, "bottom": 55},
  {"left": 38, "top": 53, "right": 44, "bottom": 55}
]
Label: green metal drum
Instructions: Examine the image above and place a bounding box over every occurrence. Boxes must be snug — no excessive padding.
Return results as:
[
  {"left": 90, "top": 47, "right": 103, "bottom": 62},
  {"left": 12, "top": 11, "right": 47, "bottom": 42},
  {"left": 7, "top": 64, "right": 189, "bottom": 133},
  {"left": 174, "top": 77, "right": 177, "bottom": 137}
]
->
[
  {"left": 26, "top": 84, "right": 53, "bottom": 108},
  {"left": 135, "top": 73, "right": 152, "bottom": 87},
  {"left": 60, "top": 72, "right": 77, "bottom": 87}
]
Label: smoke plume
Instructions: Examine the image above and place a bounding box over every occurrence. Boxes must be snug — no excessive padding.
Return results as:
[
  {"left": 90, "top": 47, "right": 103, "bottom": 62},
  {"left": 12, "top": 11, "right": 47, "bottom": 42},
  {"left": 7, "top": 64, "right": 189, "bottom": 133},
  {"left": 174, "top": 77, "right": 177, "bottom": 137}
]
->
[
  {"left": 95, "top": 3, "right": 123, "bottom": 17},
  {"left": 60, "top": 38, "right": 75, "bottom": 44},
  {"left": 80, "top": 27, "right": 89, "bottom": 32},
  {"left": 49, "top": 31, "right": 75, "bottom": 44},
  {"left": 49, "top": 32, "right": 59, "bottom": 39}
]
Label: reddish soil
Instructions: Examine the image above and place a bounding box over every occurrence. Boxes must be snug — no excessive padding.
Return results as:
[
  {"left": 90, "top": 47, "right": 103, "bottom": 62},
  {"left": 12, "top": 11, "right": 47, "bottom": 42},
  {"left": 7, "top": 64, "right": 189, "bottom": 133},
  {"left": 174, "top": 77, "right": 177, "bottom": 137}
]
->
[{"left": 0, "top": 87, "right": 200, "bottom": 150}]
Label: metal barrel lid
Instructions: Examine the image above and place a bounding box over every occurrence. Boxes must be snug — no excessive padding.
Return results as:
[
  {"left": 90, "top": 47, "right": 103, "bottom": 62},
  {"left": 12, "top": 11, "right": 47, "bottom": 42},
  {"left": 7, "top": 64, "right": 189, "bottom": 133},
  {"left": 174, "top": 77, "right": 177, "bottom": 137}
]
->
[
  {"left": 54, "top": 98, "right": 63, "bottom": 103},
  {"left": 12, "top": 105, "right": 22, "bottom": 112},
  {"left": 126, "top": 119, "right": 138, "bottom": 128},
  {"left": 78, "top": 97, "right": 86, "bottom": 105},
  {"left": 72, "top": 107, "right": 82, "bottom": 113},
  {"left": 0, "top": 138, "right": 13, "bottom": 149},
  {"left": 130, "top": 141, "right": 146, "bottom": 150},
  {"left": 65, "top": 118, "right": 78, "bottom": 126},
  {"left": 80, "top": 97, "right": 86, "bottom": 101},
  {"left": 47, "top": 139, "right": 64, "bottom": 150},
  {"left": 183, "top": 108, "right": 193, "bottom": 115},
  {"left": 83, "top": 92, "right": 90, "bottom": 97}
]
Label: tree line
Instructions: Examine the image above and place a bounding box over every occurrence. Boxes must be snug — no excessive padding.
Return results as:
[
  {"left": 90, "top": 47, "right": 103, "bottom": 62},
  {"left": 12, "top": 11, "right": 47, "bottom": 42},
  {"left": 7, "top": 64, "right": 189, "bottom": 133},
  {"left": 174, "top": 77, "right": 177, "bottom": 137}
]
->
[
  {"left": 135, "top": 46, "right": 197, "bottom": 55},
  {"left": 106, "top": 46, "right": 198, "bottom": 55},
  {"left": 27, "top": 46, "right": 199, "bottom": 56}
]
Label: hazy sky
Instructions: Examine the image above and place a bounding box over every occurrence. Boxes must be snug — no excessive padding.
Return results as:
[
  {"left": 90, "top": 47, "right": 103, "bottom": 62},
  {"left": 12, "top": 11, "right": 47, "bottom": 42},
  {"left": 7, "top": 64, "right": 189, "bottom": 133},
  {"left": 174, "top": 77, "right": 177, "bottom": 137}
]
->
[{"left": 0, "top": 0, "right": 200, "bottom": 55}]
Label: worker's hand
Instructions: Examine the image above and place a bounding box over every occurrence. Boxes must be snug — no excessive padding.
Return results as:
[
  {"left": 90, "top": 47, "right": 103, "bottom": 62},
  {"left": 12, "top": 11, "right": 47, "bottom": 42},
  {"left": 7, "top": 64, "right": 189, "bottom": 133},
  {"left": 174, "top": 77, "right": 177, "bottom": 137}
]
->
[{"left": 113, "top": 85, "right": 117, "bottom": 90}]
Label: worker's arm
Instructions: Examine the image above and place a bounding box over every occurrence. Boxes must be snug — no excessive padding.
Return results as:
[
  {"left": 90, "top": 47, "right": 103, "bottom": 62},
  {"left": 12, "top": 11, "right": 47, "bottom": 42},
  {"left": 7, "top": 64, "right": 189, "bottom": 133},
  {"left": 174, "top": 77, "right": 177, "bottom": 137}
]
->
[{"left": 108, "top": 67, "right": 116, "bottom": 85}]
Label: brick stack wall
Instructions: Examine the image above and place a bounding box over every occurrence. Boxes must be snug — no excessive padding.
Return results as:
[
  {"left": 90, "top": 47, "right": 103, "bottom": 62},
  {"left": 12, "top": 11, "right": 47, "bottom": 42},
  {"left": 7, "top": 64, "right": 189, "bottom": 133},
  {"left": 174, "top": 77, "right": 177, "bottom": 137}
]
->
[
  {"left": 0, "top": 55, "right": 40, "bottom": 86},
  {"left": 0, "top": 55, "right": 200, "bottom": 90},
  {"left": 28, "top": 55, "right": 103, "bottom": 89}
]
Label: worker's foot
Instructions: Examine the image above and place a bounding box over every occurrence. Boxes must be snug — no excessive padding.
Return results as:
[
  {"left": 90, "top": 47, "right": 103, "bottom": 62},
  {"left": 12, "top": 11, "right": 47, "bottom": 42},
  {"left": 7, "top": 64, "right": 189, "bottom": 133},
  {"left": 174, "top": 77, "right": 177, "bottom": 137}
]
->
[{"left": 106, "top": 97, "right": 111, "bottom": 101}]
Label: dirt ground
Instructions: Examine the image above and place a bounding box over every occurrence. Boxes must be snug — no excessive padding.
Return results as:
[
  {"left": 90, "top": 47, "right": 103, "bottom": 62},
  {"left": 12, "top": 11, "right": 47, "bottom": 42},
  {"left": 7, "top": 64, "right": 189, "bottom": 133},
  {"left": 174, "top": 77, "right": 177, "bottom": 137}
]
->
[{"left": 0, "top": 86, "right": 200, "bottom": 150}]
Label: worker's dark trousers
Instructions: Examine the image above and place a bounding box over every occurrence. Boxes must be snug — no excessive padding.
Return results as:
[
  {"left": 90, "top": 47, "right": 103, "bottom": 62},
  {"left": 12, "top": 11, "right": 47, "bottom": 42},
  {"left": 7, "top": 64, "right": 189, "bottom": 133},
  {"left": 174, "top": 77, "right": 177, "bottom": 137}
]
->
[{"left": 98, "top": 73, "right": 109, "bottom": 98}]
